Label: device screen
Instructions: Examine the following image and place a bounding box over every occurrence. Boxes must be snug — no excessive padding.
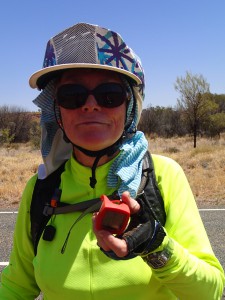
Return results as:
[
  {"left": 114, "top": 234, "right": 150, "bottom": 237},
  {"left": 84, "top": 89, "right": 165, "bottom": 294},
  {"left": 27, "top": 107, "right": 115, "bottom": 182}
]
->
[{"left": 102, "top": 211, "right": 125, "bottom": 230}]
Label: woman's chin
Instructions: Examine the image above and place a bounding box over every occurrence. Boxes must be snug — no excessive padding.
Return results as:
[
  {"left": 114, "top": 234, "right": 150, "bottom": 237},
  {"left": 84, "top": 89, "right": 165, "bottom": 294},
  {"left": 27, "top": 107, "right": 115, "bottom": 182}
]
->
[{"left": 72, "top": 135, "right": 118, "bottom": 151}]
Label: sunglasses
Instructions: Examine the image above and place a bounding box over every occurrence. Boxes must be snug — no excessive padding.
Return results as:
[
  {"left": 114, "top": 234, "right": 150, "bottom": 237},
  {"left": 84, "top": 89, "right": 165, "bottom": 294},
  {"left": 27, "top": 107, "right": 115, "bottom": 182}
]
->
[{"left": 56, "top": 83, "right": 130, "bottom": 109}]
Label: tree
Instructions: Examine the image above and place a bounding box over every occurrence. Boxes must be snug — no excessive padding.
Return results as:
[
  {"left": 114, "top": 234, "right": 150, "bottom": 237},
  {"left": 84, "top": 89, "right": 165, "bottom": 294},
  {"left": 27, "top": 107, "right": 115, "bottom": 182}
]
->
[
  {"left": 174, "top": 71, "right": 213, "bottom": 147},
  {"left": 138, "top": 106, "right": 161, "bottom": 136},
  {"left": 0, "top": 105, "right": 32, "bottom": 143},
  {"left": 212, "top": 94, "right": 225, "bottom": 113},
  {"left": 138, "top": 105, "right": 186, "bottom": 138},
  {"left": 208, "top": 112, "right": 225, "bottom": 137}
]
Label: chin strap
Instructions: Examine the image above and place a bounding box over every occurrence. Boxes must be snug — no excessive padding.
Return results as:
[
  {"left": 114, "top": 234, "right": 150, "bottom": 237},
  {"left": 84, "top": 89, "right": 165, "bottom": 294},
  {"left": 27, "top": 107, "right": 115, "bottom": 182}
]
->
[
  {"left": 89, "top": 155, "right": 101, "bottom": 188},
  {"left": 72, "top": 139, "right": 125, "bottom": 189}
]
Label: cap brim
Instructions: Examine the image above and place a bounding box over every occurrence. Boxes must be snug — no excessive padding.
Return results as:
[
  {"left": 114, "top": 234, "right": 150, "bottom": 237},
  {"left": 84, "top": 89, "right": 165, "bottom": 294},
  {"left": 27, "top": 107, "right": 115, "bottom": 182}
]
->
[{"left": 29, "top": 63, "right": 142, "bottom": 89}]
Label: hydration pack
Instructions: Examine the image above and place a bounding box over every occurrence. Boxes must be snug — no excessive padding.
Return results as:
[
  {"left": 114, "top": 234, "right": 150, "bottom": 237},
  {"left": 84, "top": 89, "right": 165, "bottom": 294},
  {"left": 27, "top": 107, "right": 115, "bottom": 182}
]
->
[{"left": 30, "top": 151, "right": 166, "bottom": 255}]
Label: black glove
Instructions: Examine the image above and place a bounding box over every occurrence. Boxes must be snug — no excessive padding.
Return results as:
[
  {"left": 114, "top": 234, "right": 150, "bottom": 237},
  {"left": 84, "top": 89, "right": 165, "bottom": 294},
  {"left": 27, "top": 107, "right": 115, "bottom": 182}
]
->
[{"left": 100, "top": 193, "right": 166, "bottom": 260}]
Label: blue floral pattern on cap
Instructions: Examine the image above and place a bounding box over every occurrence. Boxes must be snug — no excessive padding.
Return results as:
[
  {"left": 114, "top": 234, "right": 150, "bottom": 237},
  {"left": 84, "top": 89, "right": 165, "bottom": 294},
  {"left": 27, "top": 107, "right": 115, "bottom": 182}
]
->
[
  {"left": 96, "top": 30, "right": 144, "bottom": 88},
  {"left": 43, "top": 40, "right": 56, "bottom": 68}
]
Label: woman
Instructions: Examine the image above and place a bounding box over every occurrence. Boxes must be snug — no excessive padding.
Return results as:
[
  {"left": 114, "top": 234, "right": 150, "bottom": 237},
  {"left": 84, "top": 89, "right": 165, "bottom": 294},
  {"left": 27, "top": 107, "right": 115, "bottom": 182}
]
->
[{"left": 0, "top": 22, "right": 224, "bottom": 300}]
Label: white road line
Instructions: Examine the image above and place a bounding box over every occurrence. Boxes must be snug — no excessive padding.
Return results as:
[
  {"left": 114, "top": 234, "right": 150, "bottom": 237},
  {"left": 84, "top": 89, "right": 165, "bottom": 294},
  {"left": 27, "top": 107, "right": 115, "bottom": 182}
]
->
[
  {"left": 0, "top": 209, "right": 224, "bottom": 214},
  {"left": 198, "top": 209, "right": 225, "bottom": 211},
  {"left": 0, "top": 212, "right": 18, "bottom": 214},
  {"left": 0, "top": 262, "right": 9, "bottom": 266}
]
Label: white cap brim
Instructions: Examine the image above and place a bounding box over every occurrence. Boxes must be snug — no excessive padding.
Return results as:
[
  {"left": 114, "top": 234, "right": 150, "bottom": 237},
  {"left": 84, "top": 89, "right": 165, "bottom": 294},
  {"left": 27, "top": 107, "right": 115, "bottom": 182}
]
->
[{"left": 29, "top": 63, "right": 142, "bottom": 89}]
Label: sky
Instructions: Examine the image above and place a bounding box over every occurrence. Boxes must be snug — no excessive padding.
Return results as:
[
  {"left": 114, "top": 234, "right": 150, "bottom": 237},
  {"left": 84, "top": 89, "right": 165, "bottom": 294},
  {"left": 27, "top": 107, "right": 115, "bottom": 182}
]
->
[{"left": 0, "top": 0, "right": 225, "bottom": 111}]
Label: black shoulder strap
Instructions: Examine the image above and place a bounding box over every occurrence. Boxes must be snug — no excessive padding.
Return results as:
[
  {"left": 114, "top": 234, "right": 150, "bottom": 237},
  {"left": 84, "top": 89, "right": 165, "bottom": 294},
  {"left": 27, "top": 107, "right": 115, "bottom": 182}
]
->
[
  {"left": 30, "top": 161, "right": 67, "bottom": 255},
  {"left": 137, "top": 151, "right": 166, "bottom": 226}
]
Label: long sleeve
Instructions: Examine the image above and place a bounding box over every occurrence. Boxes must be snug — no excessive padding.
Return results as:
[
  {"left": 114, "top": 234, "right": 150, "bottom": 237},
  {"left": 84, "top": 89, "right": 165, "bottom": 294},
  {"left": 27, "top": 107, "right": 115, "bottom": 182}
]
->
[
  {"left": 152, "top": 154, "right": 225, "bottom": 299},
  {"left": 0, "top": 175, "right": 40, "bottom": 299}
]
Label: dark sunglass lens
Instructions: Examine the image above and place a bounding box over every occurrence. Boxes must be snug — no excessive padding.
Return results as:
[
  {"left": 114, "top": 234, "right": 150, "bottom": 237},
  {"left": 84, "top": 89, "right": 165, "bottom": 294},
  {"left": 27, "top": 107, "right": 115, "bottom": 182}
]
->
[
  {"left": 57, "top": 85, "right": 88, "bottom": 109},
  {"left": 95, "top": 83, "right": 125, "bottom": 108}
]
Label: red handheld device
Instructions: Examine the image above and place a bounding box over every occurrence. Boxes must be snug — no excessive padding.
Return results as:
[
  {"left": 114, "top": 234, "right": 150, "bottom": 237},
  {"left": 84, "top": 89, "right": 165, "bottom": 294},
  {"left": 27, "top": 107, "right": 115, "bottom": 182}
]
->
[{"left": 95, "top": 195, "right": 130, "bottom": 235}]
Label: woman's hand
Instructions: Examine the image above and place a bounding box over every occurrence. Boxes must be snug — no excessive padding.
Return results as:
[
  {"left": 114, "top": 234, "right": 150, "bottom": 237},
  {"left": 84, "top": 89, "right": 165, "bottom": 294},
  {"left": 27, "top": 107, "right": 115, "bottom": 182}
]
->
[
  {"left": 93, "top": 191, "right": 166, "bottom": 260},
  {"left": 92, "top": 191, "right": 140, "bottom": 258}
]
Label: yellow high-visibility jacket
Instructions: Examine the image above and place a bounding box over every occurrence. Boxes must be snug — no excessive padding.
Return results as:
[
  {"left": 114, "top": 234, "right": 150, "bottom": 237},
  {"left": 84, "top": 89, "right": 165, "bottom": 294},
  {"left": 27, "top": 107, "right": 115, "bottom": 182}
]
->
[{"left": 0, "top": 154, "right": 224, "bottom": 299}]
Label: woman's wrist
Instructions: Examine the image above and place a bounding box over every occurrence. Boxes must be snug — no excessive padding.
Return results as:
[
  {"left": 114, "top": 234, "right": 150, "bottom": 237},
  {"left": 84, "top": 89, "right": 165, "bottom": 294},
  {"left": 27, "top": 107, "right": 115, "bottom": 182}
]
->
[{"left": 142, "top": 236, "right": 174, "bottom": 269}]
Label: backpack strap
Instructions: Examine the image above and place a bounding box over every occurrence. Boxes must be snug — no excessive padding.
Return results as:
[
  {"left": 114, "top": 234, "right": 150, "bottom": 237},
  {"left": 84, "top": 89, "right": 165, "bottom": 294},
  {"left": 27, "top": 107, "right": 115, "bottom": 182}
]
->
[
  {"left": 30, "top": 161, "right": 67, "bottom": 255},
  {"left": 137, "top": 151, "right": 166, "bottom": 226}
]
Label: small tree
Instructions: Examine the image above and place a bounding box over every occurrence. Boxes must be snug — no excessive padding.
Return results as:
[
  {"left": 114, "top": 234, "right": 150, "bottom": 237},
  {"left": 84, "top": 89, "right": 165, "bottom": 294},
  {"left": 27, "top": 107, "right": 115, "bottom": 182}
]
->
[
  {"left": 174, "top": 71, "right": 211, "bottom": 147},
  {"left": 138, "top": 106, "right": 161, "bottom": 136},
  {"left": 0, "top": 105, "right": 32, "bottom": 143},
  {"left": 208, "top": 112, "right": 225, "bottom": 138},
  {"left": 29, "top": 120, "right": 41, "bottom": 148},
  {"left": 0, "top": 128, "right": 15, "bottom": 145},
  {"left": 212, "top": 94, "right": 225, "bottom": 113}
]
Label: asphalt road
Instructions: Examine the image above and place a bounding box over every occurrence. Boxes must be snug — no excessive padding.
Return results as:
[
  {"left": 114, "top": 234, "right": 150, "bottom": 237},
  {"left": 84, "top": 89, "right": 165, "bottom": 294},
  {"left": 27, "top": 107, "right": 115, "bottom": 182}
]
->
[{"left": 0, "top": 209, "right": 225, "bottom": 298}]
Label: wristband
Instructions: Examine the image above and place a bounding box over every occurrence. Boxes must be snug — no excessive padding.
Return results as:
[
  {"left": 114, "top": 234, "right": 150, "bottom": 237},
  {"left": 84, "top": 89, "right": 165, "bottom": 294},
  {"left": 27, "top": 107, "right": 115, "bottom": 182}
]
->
[{"left": 142, "top": 236, "right": 174, "bottom": 269}]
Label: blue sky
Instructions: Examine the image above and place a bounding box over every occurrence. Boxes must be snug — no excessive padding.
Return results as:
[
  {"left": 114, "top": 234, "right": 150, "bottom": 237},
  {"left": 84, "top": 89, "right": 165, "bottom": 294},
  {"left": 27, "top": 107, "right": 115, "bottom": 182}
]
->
[{"left": 0, "top": 0, "right": 225, "bottom": 111}]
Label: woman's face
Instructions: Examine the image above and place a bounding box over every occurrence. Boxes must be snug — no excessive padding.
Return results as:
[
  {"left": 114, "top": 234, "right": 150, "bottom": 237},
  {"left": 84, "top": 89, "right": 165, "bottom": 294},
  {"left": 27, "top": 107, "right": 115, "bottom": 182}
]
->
[{"left": 56, "top": 69, "right": 127, "bottom": 152}]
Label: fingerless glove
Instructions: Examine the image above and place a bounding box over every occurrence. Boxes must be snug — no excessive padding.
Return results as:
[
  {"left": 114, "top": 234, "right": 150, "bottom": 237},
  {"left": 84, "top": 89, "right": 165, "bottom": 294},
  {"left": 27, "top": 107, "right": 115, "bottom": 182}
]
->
[{"left": 100, "top": 193, "right": 166, "bottom": 260}]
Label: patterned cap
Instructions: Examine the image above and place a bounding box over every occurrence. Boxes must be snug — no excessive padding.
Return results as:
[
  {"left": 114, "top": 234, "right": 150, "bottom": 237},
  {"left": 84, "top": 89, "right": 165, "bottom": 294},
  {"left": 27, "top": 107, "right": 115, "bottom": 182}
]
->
[{"left": 29, "top": 22, "right": 145, "bottom": 91}]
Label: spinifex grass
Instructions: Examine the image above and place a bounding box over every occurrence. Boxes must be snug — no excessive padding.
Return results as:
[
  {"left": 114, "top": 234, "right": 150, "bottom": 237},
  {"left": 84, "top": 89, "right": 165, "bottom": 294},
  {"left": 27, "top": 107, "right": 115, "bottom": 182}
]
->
[{"left": 0, "top": 143, "right": 41, "bottom": 209}]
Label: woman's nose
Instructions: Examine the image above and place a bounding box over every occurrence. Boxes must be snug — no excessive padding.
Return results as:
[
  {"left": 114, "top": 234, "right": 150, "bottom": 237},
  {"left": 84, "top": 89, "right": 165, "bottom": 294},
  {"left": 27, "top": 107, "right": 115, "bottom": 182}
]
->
[{"left": 81, "top": 94, "right": 101, "bottom": 112}]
